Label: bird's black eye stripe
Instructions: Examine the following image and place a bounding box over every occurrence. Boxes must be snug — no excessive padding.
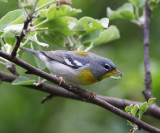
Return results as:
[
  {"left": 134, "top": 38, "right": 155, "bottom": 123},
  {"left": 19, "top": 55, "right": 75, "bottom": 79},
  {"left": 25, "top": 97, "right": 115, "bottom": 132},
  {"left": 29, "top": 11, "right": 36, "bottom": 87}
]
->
[{"left": 104, "top": 64, "right": 110, "bottom": 70}]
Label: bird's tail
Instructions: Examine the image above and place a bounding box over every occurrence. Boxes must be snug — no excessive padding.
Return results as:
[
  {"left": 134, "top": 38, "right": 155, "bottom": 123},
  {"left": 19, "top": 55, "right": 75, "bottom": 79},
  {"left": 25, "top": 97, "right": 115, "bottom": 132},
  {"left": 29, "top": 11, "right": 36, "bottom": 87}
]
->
[{"left": 20, "top": 47, "right": 39, "bottom": 55}]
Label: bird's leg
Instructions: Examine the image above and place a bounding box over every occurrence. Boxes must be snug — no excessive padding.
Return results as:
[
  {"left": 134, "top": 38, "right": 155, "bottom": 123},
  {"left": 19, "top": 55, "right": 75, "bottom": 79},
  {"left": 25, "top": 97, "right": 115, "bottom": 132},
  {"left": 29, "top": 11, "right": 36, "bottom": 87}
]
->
[
  {"left": 58, "top": 76, "right": 65, "bottom": 86},
  {"left": 71, "top": 85, "right": 96, "bottom": 101},
  {"left": 86, "top": 90, "right": 96, "bottom": 98},
  {"left": 54, "top": 75, "right": 66, "bottom": 86}
]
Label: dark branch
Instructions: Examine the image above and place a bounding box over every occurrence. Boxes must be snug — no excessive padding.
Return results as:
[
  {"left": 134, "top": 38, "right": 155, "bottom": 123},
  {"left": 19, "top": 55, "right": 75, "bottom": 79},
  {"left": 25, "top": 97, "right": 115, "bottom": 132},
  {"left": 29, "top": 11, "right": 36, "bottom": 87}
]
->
[
  {"left": 0, "top": 70, "right": 160, "bottom": 119},
  {"left": 41, "top": 94, "right": 53, "bottom": 104},
  {"left": 6, "top": 63, "right": 19, "bottom": 76},
  {"left": 11, "top": 17, "right": 32, "bottom": 58},
  {"left": 0, "top": 52, "right": 160, "bottom": 133},
  {"left": 142, "top": 0, "right": 153, "bottom": 100}
]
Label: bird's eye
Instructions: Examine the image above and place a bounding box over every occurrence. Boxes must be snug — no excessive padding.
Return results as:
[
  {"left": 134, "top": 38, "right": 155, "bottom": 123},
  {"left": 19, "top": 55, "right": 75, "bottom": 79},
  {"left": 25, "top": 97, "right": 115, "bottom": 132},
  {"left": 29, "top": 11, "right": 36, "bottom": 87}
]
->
[{"left": 104, "top": 64, "right": 110, "bottom": 70}]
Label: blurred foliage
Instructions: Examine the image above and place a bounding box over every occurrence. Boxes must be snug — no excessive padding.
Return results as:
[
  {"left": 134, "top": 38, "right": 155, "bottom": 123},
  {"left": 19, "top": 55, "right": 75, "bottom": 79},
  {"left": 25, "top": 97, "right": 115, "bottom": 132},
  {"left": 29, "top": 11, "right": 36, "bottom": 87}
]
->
[{"left": 0, "top": 0, "right": 160, "bottom": 133}]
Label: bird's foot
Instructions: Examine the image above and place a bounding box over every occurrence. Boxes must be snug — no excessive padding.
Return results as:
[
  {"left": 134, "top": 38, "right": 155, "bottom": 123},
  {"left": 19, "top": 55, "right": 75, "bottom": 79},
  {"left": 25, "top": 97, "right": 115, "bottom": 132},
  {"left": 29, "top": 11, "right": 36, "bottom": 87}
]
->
[
  {"left": 87, "top": 90, "right": 96, "bottom": 98},
  {"left": 58, "top": 77, "right": 65, "bottom": 86}
]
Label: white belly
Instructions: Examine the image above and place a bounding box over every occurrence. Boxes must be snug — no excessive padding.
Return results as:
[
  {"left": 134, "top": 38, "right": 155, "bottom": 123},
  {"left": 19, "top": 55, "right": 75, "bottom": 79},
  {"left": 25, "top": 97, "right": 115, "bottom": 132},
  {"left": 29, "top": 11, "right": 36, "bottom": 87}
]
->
[{"left": 38, "top": 54, "right": 81, "bottom": 84}]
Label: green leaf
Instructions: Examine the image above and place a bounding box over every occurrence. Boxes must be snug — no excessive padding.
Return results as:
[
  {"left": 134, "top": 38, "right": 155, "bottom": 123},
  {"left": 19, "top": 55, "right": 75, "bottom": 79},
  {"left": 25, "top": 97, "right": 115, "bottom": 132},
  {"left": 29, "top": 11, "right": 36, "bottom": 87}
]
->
[
  {"left": 31, "top": 32, "right": 49, "bottom": 47},
  {"left": 139, "top": 98, "right": 156, "bottom": 117},
  {"left": 38, "top": 32, "right": 65, "bottom": 46},
  {"left": 118, "top": 3, "right": 135, "bottom": 20},
  {"left": 148, "top": 98, "right": 156, "bottom": 106},
  {"left": 139, "top": 102, "right": 148, "bottom": 115},
  {"left": 12, "top": 77, "right": 35, "bottom": 85},
  {"left": 47, "top": 5, "right": 81, "bottom": 20},
  {"left": 9, "top": 15, "right": 25, "bottom": 25},
  {"left": 70, "top": 17, "right": 109, "bottom": 35},
  {"left": 1, "top": 43, "right": 12, "bottom": 54},
  {"left": 33, "top": 18, "right": 46, "bottom": 26},
  {"left": 107, "top": 3, "right": 135, "bottom": 20},
  {"left": 79, "top": 17, "right": 106, "bottom": 32},
  {"left": 39, "top": 9, "right": 48, "bottom": 18},
  {"left": 3, "top": 24, "right": 23, "bottom": 36},
  {"left": 2, "top": 24, "right": 23, "bottom": 45},
  {"left": 99, "top": 18, "right": 109, "bottom": 28},
  {"left": 80, "top": 30, "right": 101, "bottom": 44},
  {"left": 131, "top": 104, "right": 139, "bottom": 116},
  {"left": 71, "top": 22, "right": 86, "bottom": 34},
  {"left": 129, "top": 0, "right": 146, "bottom": 7},
  {"left": 0, "top": 31, "right": 3, "bottom": 36},
  {"left": 125, "top": 105, "right": 133, "bottom": 113},
  {"left": 68, "top": 20, "right": 78, "bottom": 30},
  {"left": 93, "top": 26, "right": 120, "bottom": 45},
  {"left": 37, "top": 17, "right": 78, "bottom": 36},
  {"left": 37, "top": 0, "right": 54, "bottom": 8},
  {"left": 138, "top": 98, "right": 156, "bottom": 119},
  {"left": 107, "top": 7, "right": 122, "bottom": 20},
  {"left": 0, "top": 9, "right": 23, "bottom": 30},
  {"left": 149, "top": 0, "right": 160, "bottom": 10},
  {"left": 34, "top": 56, "right": 46, "bottom": 70}
]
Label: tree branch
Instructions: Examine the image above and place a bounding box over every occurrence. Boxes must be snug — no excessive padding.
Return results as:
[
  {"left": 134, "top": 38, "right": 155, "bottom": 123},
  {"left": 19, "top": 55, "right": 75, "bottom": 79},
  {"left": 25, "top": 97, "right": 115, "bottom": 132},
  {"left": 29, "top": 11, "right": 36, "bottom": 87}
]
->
[
  {"left": 0, "top": 52, "right": 160, "bottom": 132},
  {"left": 0, "top": 69, "right": 160, "bottom": 119},
  {"left": 11, "top": 17, "right": 32, "bottom": 58},
  {"left": 1, "top": 70, "right": 160, "bottom": 119},
  {"left": 6, "top": 63, "right": 19, "bottom": 76},
  {"left": 142, "top": 0, "right": 153, "bottom": 100}
]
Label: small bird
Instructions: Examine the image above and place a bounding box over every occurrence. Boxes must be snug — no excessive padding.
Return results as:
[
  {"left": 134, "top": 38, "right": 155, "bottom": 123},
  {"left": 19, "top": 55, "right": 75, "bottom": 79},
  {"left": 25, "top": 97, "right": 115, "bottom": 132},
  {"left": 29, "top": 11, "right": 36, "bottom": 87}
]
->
[{"left": 20, "top": 47, "right": 122, "bottom": 85}]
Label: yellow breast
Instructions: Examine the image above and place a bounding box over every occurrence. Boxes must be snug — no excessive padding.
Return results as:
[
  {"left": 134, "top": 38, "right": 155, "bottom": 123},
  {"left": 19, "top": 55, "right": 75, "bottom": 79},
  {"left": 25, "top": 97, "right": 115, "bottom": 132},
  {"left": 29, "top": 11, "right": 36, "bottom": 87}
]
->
[{"left": 78, "top": 69, "right": 98, "bottom": 85}]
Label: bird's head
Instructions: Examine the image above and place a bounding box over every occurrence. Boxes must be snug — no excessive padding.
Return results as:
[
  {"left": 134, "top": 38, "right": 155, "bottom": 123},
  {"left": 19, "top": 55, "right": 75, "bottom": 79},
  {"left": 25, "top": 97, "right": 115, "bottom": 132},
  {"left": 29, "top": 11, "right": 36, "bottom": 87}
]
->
[{"left": 90, "top": 55, "right": 123, "bottom": 81}]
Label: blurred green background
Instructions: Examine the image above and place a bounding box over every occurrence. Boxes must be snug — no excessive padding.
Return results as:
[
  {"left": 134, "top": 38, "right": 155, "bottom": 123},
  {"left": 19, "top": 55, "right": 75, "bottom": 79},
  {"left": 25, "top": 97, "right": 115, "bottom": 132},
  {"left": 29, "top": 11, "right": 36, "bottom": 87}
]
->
[{"left": 0, "top": 0, "right": 160, "bottom": 133}]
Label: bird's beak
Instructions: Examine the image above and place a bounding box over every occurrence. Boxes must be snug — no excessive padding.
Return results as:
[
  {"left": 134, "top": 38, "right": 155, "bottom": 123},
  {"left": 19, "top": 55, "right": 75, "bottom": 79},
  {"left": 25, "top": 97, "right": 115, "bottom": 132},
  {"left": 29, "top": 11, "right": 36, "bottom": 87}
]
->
[
  {"left": 100, "top": 69, "right": 123, "bottom": 80},
  {"left": 109, "top": 69, "right": 123, "bottom": 80},
  {"left": 111, "top": 69, "right": 123, "bottom": 76}
]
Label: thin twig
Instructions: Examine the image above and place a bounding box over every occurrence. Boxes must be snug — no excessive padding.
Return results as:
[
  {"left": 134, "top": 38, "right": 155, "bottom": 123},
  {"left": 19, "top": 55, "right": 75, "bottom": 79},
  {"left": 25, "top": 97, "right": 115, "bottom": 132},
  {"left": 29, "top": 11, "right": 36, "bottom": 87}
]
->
[
  {"left": 41, "top": 94, "right": 53, "bottom": 104},
  {"left": 141, "top": 0, "right": 153, "bottom": 100},
  {"left": 11, "top": 17, "right": 32, "bottom": 58},
  {"left": 35, "top": 0, "right": 56, "bottom": 12},
  {"left": 0, "top": 52, "right": 160, "bottom": 133},
  {"left": 30, "top": 0, "right": 39, "bottom": 16},
  {"left": 10, "top": 0, "right": 40, "bottom": 57},
  {"left": 6, "top": 63, "right": 19, "bottom": 76}
]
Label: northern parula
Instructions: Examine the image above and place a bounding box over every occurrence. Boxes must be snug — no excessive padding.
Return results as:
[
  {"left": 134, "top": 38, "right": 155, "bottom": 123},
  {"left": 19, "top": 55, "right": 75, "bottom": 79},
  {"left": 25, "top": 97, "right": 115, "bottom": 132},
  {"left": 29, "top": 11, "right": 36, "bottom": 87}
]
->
[{"left": 20, "top": 47, "right": 122, "bottom": 85}]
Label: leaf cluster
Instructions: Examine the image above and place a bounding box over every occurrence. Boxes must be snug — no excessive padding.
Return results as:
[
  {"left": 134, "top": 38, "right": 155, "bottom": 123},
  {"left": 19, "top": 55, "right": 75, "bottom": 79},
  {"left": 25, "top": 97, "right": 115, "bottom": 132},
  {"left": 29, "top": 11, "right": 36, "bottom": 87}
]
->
[{"left": 125, "top": 98, "right": 156, "bottom": 132}]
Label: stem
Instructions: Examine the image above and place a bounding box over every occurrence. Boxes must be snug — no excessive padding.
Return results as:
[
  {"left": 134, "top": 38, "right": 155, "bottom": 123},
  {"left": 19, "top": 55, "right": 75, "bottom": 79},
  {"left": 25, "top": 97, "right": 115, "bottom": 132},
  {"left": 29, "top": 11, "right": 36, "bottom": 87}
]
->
[
  {"left": 142, "top": 0, "right": 152, "bottom": 100},
  {"left": 84, "top": 42, "right": 93, "bottom": 52},
  {"left": 135, "top": 7, "right": 139, "bottom": 20},
  {"left": 32, "top": 19, "right": 48, "bottom": 29},
  {"left": 30, "top": 0, "right": 39, "bottom": 16},
  {"left": 30, "top": 28, "right": 48, "bottom": 32},
  {"left": 11, "top": 17, "right": 33, "bottom": 58},
  {"left": 11, "top": 0, "right": 40, "bottom": 58},
  {"left": 35, "top": 0, "right": 56, "bottom": 12}
]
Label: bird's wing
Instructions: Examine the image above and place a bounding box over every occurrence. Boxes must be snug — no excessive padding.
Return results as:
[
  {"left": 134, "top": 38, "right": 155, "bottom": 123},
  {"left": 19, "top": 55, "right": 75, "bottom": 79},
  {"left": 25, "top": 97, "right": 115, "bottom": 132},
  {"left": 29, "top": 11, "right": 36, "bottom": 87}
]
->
[{"left": 41, "top": 50, "right": 90, "bottom": 69}]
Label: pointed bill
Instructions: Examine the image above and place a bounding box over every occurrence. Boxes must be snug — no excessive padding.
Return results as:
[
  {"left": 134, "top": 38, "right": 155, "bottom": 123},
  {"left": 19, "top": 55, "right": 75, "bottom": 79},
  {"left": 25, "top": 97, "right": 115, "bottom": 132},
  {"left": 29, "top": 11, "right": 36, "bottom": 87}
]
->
[{"left": 110, "top": 69, "right": 123, "bottom": 80}]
